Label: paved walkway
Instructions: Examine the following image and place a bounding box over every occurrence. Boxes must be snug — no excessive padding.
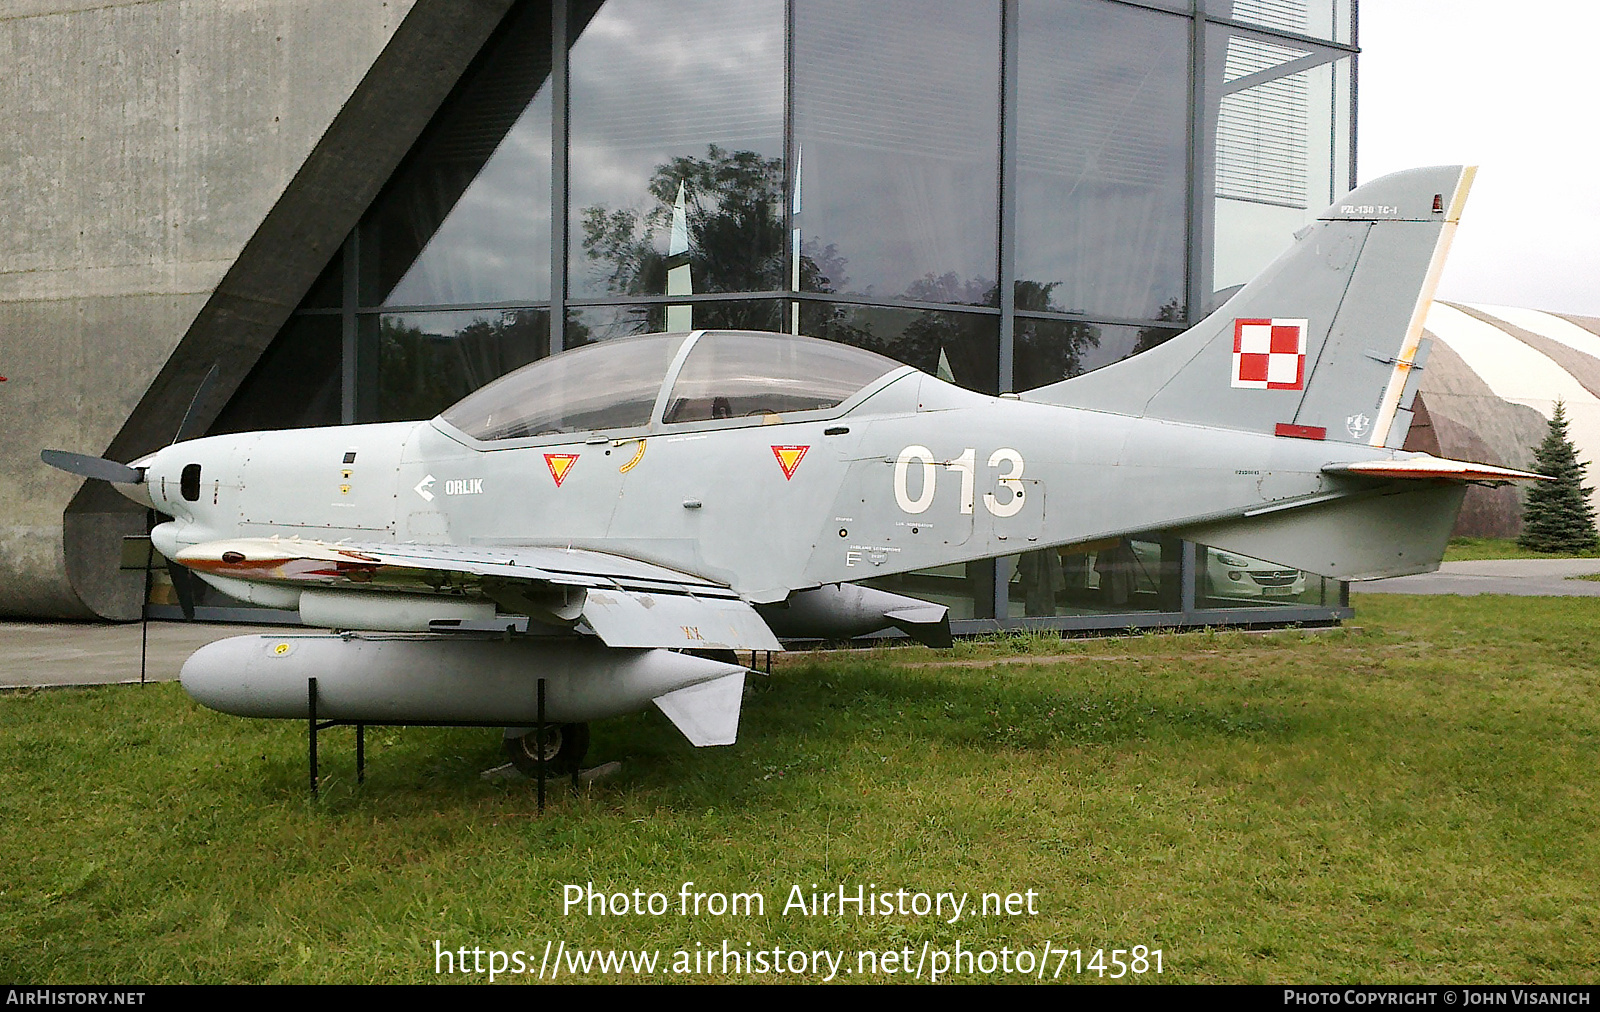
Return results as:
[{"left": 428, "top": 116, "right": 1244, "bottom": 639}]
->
[
  {"left": 0, "top": 621, "right": 287, "bottom": 689},
  {"left": 1359, "top": 558, "right": 1600, "bottom": 596}
]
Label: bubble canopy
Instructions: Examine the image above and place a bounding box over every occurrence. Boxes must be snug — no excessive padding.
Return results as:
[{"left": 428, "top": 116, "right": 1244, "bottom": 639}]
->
[{"left": 439, "top": 330, "right": 904, "bottom": 441}]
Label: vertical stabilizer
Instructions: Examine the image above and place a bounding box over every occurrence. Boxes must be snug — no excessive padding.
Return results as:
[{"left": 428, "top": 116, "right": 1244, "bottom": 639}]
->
[{"left": 1023, "top": 166, "right": 1475, "bottom": 447}]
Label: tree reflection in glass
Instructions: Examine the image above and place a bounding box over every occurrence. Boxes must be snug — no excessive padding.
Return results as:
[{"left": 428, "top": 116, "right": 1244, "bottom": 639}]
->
[{"left": 579, "top": 145, "right": 786, "bottom": 320}]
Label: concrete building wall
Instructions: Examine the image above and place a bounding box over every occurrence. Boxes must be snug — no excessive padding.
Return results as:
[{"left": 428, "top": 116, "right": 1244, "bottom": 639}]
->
[{"left": 0, "top": 0, "right": 415, "bottom": 618}]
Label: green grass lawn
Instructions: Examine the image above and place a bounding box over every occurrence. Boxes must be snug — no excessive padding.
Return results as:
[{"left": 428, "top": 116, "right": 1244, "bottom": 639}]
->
[
  {"left": 3, "top": 595, "right": 1598, "bottom": 983},
  {"left": 1443, "top": 537, "right": 1600, "bottom": 561}
]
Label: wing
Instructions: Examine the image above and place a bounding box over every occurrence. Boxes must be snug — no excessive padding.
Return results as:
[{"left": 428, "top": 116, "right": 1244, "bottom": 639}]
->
[{"left": 173, "top": 538, "right": 781, "bottom": 651}]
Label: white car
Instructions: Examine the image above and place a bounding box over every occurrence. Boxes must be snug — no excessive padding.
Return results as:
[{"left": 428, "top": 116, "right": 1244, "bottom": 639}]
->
[
  {"left": 1118, "top": 541, "right": 1307, "bottom": 601},
  {"left": 1203, "top": 548, "right": 1306, "bottom": 599}
]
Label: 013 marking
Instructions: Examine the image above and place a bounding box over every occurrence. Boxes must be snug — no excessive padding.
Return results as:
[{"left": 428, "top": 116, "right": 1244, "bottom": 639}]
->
[{"left": 894, "top": 445, "right": 1026, "bottom": 517}]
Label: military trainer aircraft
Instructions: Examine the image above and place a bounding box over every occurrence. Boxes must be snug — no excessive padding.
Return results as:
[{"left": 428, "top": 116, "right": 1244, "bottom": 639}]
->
[{"left": 44, "top": 165, "right": 1540, "bottom": 774}]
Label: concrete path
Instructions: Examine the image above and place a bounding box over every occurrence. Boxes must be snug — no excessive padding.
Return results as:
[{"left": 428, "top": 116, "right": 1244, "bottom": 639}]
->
[
  {"left": 0, "top": 621, "right": 288, "bottom": 689},
  {"left": 1358, "top": 558, "right": 1600, "bottom": 596}
]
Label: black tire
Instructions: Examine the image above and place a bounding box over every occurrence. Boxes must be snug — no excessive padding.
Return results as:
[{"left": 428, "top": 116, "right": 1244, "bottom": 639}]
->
[{"left": 503, "top": 723, "right": 590, "bottom": 777}]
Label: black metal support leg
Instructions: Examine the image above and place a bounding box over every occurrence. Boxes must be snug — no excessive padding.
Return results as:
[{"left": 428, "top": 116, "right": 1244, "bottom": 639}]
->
[
  {"left": 356, "top": 722, "right": 365, "bottom": 784},
  {"left": 536, "top": 678, "right": 547, "bottom": 815},
  {"left": 308, "top": 677, "right": 319, "bottom": 799}
]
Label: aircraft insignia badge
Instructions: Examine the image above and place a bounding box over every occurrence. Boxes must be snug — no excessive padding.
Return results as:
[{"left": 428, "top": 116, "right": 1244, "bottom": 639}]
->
[
  {"left": 771, "top": 445, "right": 809, "bottom": 480},
  {"left": 1232, "top": 318, "right": 1308, "bottom": 391},
  {"left": 544, "top": 453, "right": 579, "bottom": 487}
]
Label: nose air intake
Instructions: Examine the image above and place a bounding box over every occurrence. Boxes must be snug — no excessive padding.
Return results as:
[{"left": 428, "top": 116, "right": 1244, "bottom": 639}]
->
[{"left": 180, "top": 463, "right": 202, "bottom": 501}]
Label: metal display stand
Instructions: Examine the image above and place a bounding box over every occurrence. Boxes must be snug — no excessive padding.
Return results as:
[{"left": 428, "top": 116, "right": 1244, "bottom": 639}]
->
[{"left": 305, "top": 675, "right": 577, "bottom": 812}]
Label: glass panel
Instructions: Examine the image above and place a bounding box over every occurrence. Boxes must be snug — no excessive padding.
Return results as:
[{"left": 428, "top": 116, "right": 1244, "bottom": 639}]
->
[
  {"left": 1204, "top": 0, "right": 1353, "bottom": 45},
  {"left": 440, "top": 330, "right": 684, "bottom": 439},
  {"left": 378, "top": 309, "right": 553, "bottom": 424},
  {"left": 565, "top": 304, "right": 655, "bottom": 344},
  {"left": 1193, "top": 544, "right": 1324, "bottom": 607},
  {"left": 1014, "top": 318, "right": 1184, "bottom": 391},
  {"left": 687, "top": 300, "right": 785, "bottom": 334},
  {"left": 1206, "top": 27, "right": 1351, "bottom": 294},
  {"left": 566, "top": 0, "right": 785, "bottom": 300},
  {"left": 362, "top": 2, "right": 555, "bottom": 306},
  {"left": 663, "top": 331, "right": 901, "bottom": 423},
  {"left": 566, "top": 299, "right": 784, "bottom": 343},
  {"left": 800, "top": 301, "right": 1000, "bottom": 395},
  {"left": 793, "top": 0, "right": 1001, "bottom": 304},
  {"left": 865, "top": 563, "right": 996, "bottom": 622},
  {"left": 210, "top": 315, "right": 342, "bottom": 435},
  {"left": 1003, "top": 537, "right": 1181, "bottom": 617},
  {"left": 1119, "top": 0, "right": 1192, "bottom": 11},
  {"left": 1016, "top": 0, "right": 1188, "bottom": 320}
]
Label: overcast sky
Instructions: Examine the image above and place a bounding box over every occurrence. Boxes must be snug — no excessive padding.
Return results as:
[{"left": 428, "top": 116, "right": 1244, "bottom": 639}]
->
[{"left": 1358, "top": 1, "right": 1600, "bottom": 317}]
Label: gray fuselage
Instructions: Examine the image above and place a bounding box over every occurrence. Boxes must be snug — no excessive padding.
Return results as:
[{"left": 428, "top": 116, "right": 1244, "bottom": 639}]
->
[{"left": 139, "top": 366, "right": 1379, "bottom": 605}]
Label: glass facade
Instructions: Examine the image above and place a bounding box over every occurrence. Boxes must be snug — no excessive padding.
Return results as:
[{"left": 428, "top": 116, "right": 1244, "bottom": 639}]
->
[
  {"left": 567, "top": 0, "right": 785, "bottom": 301},
  {"left": 1015, "top": 0, "right": 1188, "bottom": 322},
  {"left": 793, "top": 0, "right": 1002, "bottom": 305},
  {"left": 209, "top": 0, "right": 1357, "bottom": 631},
  {"left": 1204, "top": 19, "right": 1353, "bottom": 296}
]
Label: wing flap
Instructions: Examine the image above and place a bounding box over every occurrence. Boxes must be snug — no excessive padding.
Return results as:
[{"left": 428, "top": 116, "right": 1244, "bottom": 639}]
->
[{"left": 581, "top": 589, "right": 781, "bottom": 651}]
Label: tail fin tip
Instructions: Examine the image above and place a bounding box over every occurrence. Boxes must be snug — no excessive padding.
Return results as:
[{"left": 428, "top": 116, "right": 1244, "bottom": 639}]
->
[{"left": 1025, "top": 165, "right": 1478, "bottom": 449}]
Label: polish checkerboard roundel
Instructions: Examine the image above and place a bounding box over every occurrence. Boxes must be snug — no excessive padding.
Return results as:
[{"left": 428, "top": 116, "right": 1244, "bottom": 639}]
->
[{"left": 1231, "top": 318, "right": 1307, "bottom": 390}]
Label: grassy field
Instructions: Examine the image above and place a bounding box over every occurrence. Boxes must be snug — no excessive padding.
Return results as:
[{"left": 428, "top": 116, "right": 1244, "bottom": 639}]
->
[
  {"left": 3, "top": 595, "right": 1598, "bottom": 984},
  {"left": 1443, "top": 537, "right": 1600, "bottom": 561}
]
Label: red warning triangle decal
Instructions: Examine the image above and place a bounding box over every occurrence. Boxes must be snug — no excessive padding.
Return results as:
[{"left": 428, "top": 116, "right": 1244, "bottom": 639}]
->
[
  {"left": 771, "top": 445, "right": 809, "bottom": 480},
  {"left": 544, "top": 453, "right": 579, "bottom": 487}
]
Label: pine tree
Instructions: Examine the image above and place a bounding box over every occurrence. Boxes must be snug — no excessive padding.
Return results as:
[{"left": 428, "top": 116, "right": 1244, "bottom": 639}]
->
[{"left": 1518, "top": 400, "right": 1599, "bottom": 553}]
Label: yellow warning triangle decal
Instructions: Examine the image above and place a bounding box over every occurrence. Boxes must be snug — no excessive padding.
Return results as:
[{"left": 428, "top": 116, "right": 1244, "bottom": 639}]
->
[
  {"left": 771, "top": 445, "right": 809, "bottom": 480},
  {"left": 544, "top": 453, "right": 578, "bottom": 487}
]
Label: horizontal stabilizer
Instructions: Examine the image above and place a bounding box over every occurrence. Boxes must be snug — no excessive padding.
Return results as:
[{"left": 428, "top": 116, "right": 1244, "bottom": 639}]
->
[
  {"left": 1323, "top": 456, "right": 1546, "bottom": 482},
  {"left": 653, "top": 670, "right": 747, "bottom": 746}
]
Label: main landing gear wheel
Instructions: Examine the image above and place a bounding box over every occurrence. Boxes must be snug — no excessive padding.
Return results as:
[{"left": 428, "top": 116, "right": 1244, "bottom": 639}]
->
[{"left": 504, "top": 723, "right": 590, "bottom": 777}]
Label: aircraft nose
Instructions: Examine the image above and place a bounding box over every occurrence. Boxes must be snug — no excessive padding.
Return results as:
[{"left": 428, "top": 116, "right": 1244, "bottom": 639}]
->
[
  {"left": 131, "top": 451, "right": 187, "bottom": 514},
  {"left": 113, "top": 454, "right": 157, "bottom": 509}
]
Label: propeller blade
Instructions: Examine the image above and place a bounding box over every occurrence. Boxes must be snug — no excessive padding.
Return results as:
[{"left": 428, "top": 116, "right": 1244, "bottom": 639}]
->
[
  {"left": 166, "top": 557, "right": 197, "bottom": 621},
  {"left": 41, "top": 450, "right": 144, "bottom": 484},
  {"left": 173, "top": 363, "right": 220, "bottom": 445}
]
